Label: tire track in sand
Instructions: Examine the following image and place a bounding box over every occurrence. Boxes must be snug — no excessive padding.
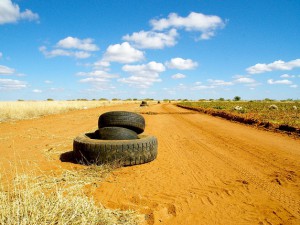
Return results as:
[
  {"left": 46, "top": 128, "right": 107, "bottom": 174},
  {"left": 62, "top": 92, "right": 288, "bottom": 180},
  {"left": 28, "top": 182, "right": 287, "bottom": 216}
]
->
[{"left": 162, "top": 104, "right": 300, "bottom": 221}]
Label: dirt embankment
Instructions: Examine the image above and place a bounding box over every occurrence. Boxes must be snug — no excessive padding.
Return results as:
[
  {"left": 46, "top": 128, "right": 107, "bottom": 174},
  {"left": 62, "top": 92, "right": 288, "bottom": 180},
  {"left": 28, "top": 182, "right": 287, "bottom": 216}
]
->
[
  {"left": 0, "top": 103, "right": 300, "bottom": 225},
  {"left": 177, "top": 103, "right": 300, "bottom": 137}
]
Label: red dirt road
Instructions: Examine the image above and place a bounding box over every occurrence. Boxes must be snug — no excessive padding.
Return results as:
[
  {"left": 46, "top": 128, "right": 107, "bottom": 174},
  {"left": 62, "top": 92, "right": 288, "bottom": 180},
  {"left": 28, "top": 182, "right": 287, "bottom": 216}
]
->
[{"left": 1, "top": 103, "right": 300, "bottom": 224}]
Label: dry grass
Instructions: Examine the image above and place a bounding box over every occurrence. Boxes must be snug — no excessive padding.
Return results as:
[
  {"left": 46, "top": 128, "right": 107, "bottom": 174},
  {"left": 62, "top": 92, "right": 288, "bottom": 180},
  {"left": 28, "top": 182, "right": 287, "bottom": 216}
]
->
[
  {"left": 0, "top": 100, "right": 138, "bottom": 122},
  {"left": 0, "top": 165, "right": 142, "bottom": 225}
]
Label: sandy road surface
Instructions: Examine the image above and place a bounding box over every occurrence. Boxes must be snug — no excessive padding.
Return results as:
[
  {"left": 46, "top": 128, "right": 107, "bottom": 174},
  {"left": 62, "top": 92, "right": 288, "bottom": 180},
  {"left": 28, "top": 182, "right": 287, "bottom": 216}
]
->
[{"left": 0, "top": 103, "right": 300, "bottom": 224}]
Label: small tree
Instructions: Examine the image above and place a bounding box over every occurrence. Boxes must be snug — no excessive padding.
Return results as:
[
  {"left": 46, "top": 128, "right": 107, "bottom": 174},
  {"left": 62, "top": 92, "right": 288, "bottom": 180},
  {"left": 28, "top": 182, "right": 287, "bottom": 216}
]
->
[{"left": 233, "top": 96, "right": 241, "bottom": 101}]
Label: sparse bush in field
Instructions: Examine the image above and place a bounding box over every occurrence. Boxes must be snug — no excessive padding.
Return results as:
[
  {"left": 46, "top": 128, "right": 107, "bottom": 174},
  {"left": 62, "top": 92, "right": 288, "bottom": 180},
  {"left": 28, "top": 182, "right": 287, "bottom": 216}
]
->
[
  {"left": 264, "top": 98, "right": 274, "bottom": 102},
  {"left": 46, "top": 98, "right": 54, "bottom": 101},
  {"left": 233, "top": 96, "right": 241, "bottom": 101},
  {"left": 293, "top": 105, "right": 298, "bottom": 110},
  {"left": 213, "top": 106, "right": 225, "bottom": 110}
]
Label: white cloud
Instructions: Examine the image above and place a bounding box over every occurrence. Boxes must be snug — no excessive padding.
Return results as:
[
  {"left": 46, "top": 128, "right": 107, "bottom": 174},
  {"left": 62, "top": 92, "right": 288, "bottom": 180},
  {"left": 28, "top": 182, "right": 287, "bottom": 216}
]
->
[
  {"left": 171, "top": 73, "right": 186, "bottom": 79},
  {"left": 39, "top": 37, "right": 98, "bottom": 59},
  {"left": 0, "top": 78, "right": 27, "bottom": 90},
  {"left": 79, "top": 77, "right": 116, "bottom": 90},
  {"left": 32, "top": 89, "right": 42, "bottom": 93},
  {"left": 39, "top": 46, "right": 91, "bottom": 59},
  {"left": 0, "top": 65, "right": 15, "bottom": 75},
  {"left": 79, "top": 77, "right": 109, "bottom": 84},
  {"left": 44, "top": 80, "right": 53, "bottom": 84},
  {"left": 122, "top": 61, "right": 165, "bottom": 73},
  {"left": 280, "top": 74, "right": 295, "bottom": 78},
  {"left": 56, "top": 37, "right": 99, "bottom": 51},
  {"left": 0, "top": 0, "right": 39, "bottom": 24},
  {"left": 0, "top": 52, "right": 2, "bottom": 58},
  {"left": 94, "top": 60, "right": 110, "bottom": 68},
  {"left": 150, "top": 12, "right": 225, "bottom": 40},
  {"left": 119, "top": 61, "right": 165, "bottom": 88},
  {"left": 103, "top": 42, "right": 145, "bottom": 63},
  {"left": 234, "top": 77, "right": 256, "bottom": 83},
  {"left": 208, "top": 79, "right": 234, "bottom": 86},
  {"left": 191, "top": 85, "right": 215, "bottom": 90},
  {"left": 165, "top": 58, "right": 198, "bottom": 70},
  {"left": 290, "top": 84, "right": 298, "bottom": 88},
  {"left": 77, "top": 70, "right": 119, "bottom": 78},
  {"left": 123, "top": 29, "right": 178, "bottom": 49},
  {"left": 246, "top": 59, "right": 300, "bottom": 74},
  {"left": 267, "top": 79, "right": 293, "bottom": 85}
]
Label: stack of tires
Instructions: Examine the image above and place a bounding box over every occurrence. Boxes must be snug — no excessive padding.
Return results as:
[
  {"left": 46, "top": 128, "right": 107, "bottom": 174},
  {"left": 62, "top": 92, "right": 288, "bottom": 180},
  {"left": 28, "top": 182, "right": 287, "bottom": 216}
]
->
[{"left": 73, "top": 111, "right": 158, "bottom": 166}]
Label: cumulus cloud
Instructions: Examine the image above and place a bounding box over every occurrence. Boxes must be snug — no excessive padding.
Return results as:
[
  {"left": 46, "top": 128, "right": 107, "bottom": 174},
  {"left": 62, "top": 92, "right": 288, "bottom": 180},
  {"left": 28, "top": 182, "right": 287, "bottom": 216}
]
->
[
  {"left": 191, "top": 84, "right": 215, "bottom": 90},
  {"left": 79, "top": 77, "right": 116, "bottom": 90},
  {"left": 94, "top": 60, "right": 110, "bottom": 69},
  {"left": 171, "top": 73, "right": 186, "bottom": 79},
  {"left": 290, "top": 84, "right": 298, "bottom": 88},
  {"left": 123, "top": 29, "right": 178, "bottom": 49},
  {"left": 0, "top": 78, "right": 27, "bottom": 90},
  {"left": 280, "top": 74, "right": 295, "bottom": 78},
  {"left": 150, "top": 12, "right": 225, "bottom": 40},
  {"left": 267, "top": 79, "right": 293, "bottom": 85},
  {"left": 39, "top": 37, "right": 99, "bottom": 59},
  {"left": 165, "top": 58, "right": 198, "bottom": 70},
  {"left": 76, "top": 70, "right": 119, "bottom": 79},
  {"left": 39, "top": 46, "right": 91, "bottom": 59},
  {"left": 103, "top": 42, "right": 145, "bottom": 63},
  {"left": 77, "top": 69, "right": 118, "bottom": 91},
  {"left": 246, "top": 59, "right": 300, "bottom": 74},
  {"left": 234, "top": 77, "right": 256, "bottom": 83},
  {"left": 56, "top": 37, "right": 99, "bottom": 51},
  {"left": 119, "top": 61, "right": 165, "bottom": 88},
  {"left": 0, "top": 0, "right": 39, "bottom": 24},
  {"left": 208, "top": 79, "right": 234, "bottom": 86},
  {"left": 0, "top": 65, "right": 15, "bottom": 75}
]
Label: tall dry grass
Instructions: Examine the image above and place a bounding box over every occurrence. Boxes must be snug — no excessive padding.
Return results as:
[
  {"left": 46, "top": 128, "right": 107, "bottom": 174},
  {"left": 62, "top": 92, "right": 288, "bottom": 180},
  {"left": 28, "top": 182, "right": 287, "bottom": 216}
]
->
[
  {"left": 0, "top": 165, "right": 142, "bottom": 225},
  {"left": 0, "top": 100, "right": 138, "bottom": 122}
]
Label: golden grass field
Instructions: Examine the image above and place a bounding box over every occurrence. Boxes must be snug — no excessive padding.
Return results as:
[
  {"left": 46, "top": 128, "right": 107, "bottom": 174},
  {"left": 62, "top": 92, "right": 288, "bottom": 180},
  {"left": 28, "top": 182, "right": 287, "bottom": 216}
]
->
[{"left": 0, "top": 100, "right": 140, "bottom": 122}]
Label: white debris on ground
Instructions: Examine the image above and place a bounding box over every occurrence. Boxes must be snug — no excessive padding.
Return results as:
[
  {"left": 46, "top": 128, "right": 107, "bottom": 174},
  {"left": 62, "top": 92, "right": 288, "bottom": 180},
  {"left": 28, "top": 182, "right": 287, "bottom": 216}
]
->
[
  {"left": 234, "top": 106, "right": 243, "bottom": 111},
  {"left": 269, "top": 105, "right": 278, "bottom": 110}
]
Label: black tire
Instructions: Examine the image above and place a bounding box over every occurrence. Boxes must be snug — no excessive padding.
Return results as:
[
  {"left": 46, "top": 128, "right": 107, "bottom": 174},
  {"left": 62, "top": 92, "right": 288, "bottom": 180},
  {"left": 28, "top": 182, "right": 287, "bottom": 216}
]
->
[
  {"left": 73, "top": 133, "right": 158, "bottom": 166},
  {"left": 98, "top": 111, "right": 145, "bottom": 134},
  {"left": 98, "top": 127, "right": 138, "bottom": 140}
]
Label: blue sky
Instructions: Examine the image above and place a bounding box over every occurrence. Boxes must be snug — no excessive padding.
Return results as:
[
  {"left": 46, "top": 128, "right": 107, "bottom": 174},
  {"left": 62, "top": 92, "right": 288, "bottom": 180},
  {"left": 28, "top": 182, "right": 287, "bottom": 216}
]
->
[{"left": 0, "top": 0, "right": 300, "bottom": 101}]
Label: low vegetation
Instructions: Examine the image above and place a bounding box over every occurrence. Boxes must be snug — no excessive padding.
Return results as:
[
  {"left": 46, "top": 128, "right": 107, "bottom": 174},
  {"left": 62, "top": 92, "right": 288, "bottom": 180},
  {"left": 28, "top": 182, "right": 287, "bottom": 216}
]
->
[
  {"left": 0, "top": 166, "right": 142, "bottom": 225},
  {"left": 0, "top": 100, "right": 138, "bottom": 122},
  {"left": 178, "top": 100, "right": 300, "bottom": 130}
]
